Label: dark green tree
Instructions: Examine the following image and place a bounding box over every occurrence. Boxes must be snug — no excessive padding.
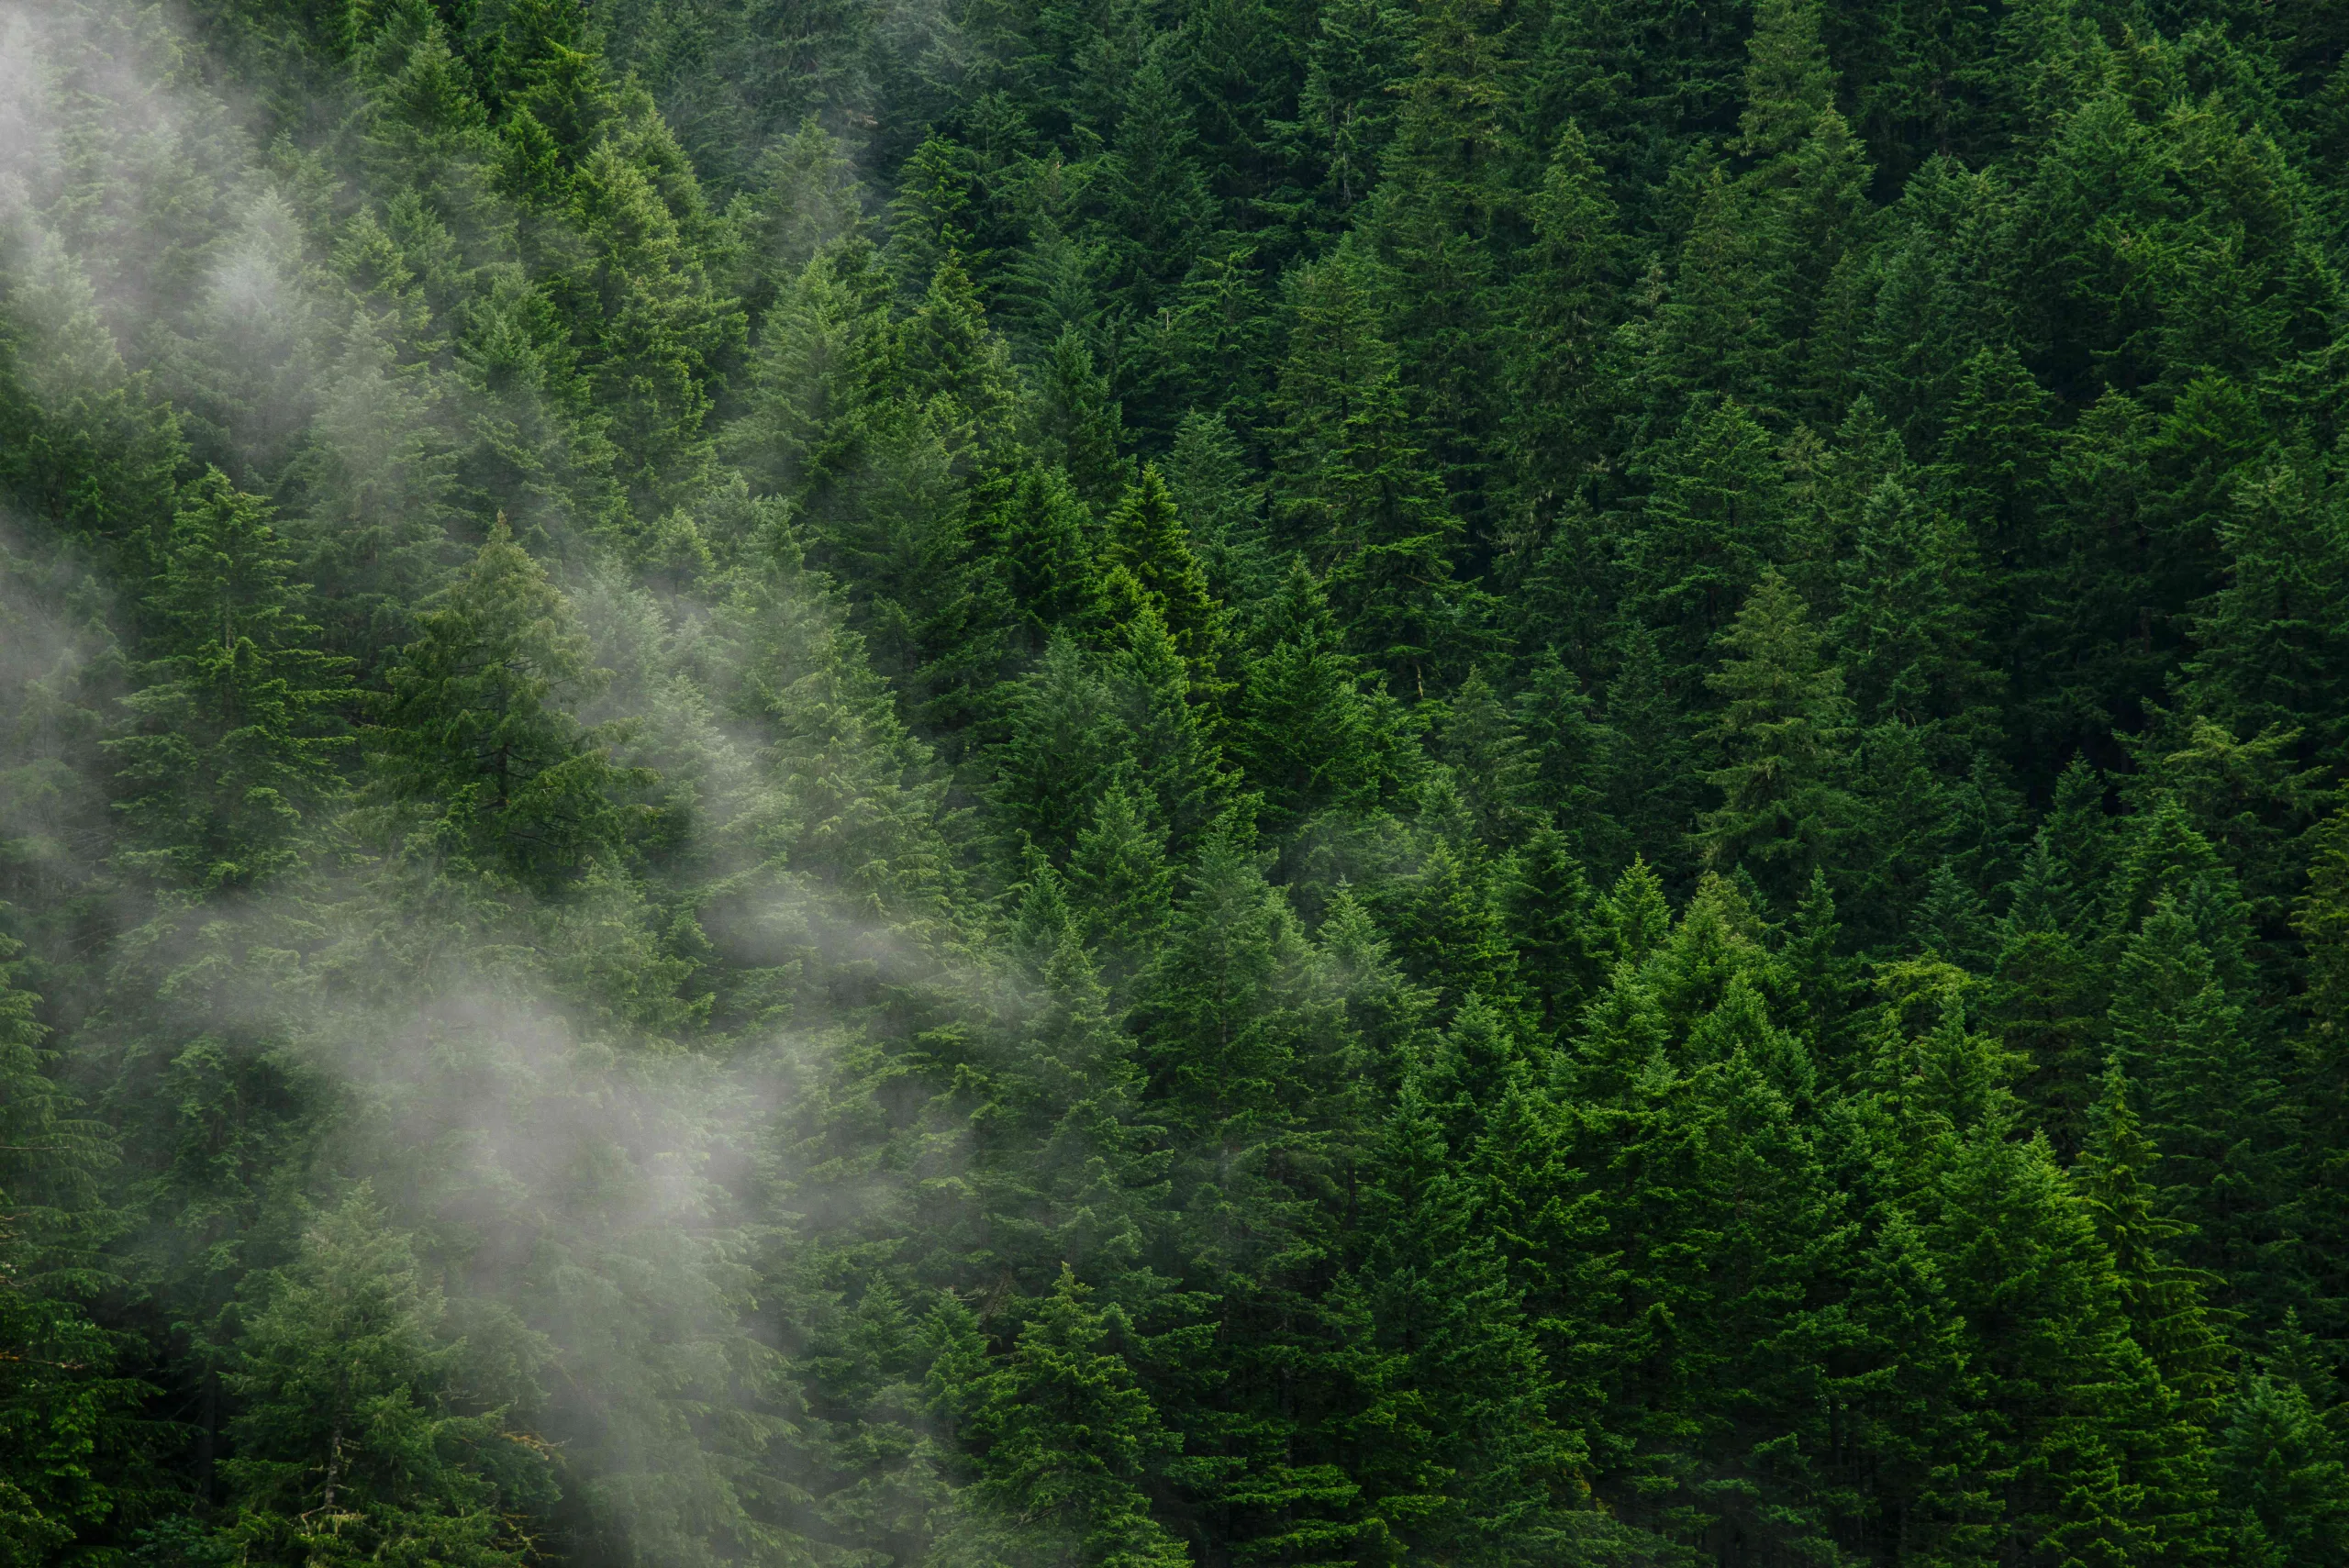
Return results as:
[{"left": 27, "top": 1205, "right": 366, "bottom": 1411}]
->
[
  {"left": 364, "top": 521, "right": 645, "bottom": 888},
  {"left": 211, "top": 1188, "right": 555, "bottom": 1568},
  {"left": 111, "top": 472, "right": 352, "bottom": 897},
  {"left": 1697, "top": 570, "right": 1857, "bottom": 907}
]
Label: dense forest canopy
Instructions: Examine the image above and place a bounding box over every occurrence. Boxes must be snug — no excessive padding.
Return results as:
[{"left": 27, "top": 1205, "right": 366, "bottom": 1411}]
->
[{"left": 3, "top": 0, "right": 2349, "bottom": 1562}]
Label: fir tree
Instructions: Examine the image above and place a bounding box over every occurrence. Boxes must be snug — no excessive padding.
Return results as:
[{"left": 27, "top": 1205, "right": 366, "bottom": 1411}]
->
[
  {"left": 1103, "top": 465, "right": 1223, "bottom": 693},
  {"left": 950, "top": 1267, "right": 1189, "bottom": 1568},
  {"left": 1622, "top": 397, "right": 1793, "bottom": 684},
  {"left": 1697, "top": 570, "right": 1857, "bottom": 907},
  {"left": 212, "top": 1189, "right": 554, "bottom": 1567},
  {"left": 363, "top": 521, "right": 645, "bottom": 888},
  {"left": 111, "top": 471, "right": 353, "bottom": 896}
]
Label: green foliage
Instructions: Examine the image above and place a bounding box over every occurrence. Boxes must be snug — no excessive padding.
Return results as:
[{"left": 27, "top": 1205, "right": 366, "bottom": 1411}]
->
[
  {"left": 111, "top": 472, "right": 353, "bottom": 895},
  {"left": 11, "top": 2, "right": 2349, "bottom": 1564},
  {"left": 211, "top": 1189, "right": 554, "bottom": 1566},
  {"left": 1698, "top": 570, "right": 1858, "bottom": 906},
  {"left": 363, "top": 520, "right": 647, "bottom": 887}
]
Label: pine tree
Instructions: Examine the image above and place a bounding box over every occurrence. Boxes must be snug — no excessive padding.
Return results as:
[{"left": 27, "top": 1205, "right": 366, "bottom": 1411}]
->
[
  {"left": 363, "top": 521, "right": 645, "bottom": 888},
  {"left": 1738, "top": 0, "right": 1835, "bottom": 161},
  {"left": 1436, "top": 669, "right": 1541, "bottom": 849},
  {"left": 1697, "top": 570, "right": 1857, "bottom": 907},
  {"left": 946, "top": 1267, "right": 1189, "bottom": 1568},
  {"left": 1597, "top": 627, "right": 1701, "bottom": 880},
  {"left": 984, "top": 463, "right": 1109, "bottom": 660},
  {"left": 2183, "top": 457, "right": 2349, "bottom": 779},
  {"left": 1915, "top": 859, "right": 1994, "bottom": 972},
  {"left": 1067, "top": 782, "right": 1176, "bottom": 986},
  {"left": 2297, "top": 802, "right": 2349, "bottom": 1339},
  {"left": 1107, "top": 604, "right": 1235, "bottom": 860},
  {"left": 557, "top": 133, "right": 746, "bottom": 514},
  {"left": 1130, "top": 828, "right": 1313, "bottom": 1150},
  {"left": 1927, "top": 1126, "right": 2221, "bottom": 1565},
  {"left": 1512, "top": 649, "right": 1615, "bottom": 862},
  {"left": 1361, "top": 0, "right": 1518, "bottom": 524},
  {"left": 1932, "top": 344, "right": 2056, "bottom": 684},
  {"left": 982, "top": 895, "right": 1170, "bottom": 1288},
  {"left": 1497, "top": 122, "right": 1620, "bottom": 519},
  {"left": 1103, "top": 465, "right": 1223, "bottom": 693},
  {"left": 1833, "top": 1203, "right": 1999, "bottom": 1562},
  {"left": 1346, "top": 1071, "right": 1583, "bottom": 1562},
  {"left": 213, "top": 1189, "right": 554, "bottom": 1567},
  {"left": 1270, "top": 240, "right": 1482, "bottom": 694},
  {"left": 111, "top": 471, "right": 353, "bottom": 896},
  {"left": 2213, "top": 1368, "right": 2349, "bottom": 1566},
  {"left": 1101, "top": 54, "right": 1218, "bottom": 318},
  {"left": 0, "top": 935, "right": 146, "bottom": 1564},
  {"left": 2076, "top": 1068, "right": 2234, "bottom": 1428},
  {"left": 899, "top": 252, "right": 1016, "bottom": 458},
  {"left": 1622, "top": 397, "right": 1793, "bottom": 684},
  {"left": 1988, "top": 832, "right": 2105, "bottom": 1155},
  {"left": 1229, "top": 560, "right": 1397, "bottom": 836},
  {"left": 1161, "top": 410, "right": 1274, "bottom": 611},
  {"left": 735, "top": 118, "right": 867, "bottom": 315},
  {"left": 289, "top": 308, "right": 463, "bottom": 664},
  {"left": 731, "top": 236, "right": 900, "bottom": 503},
  {"left": 1030, "top": 328, "right": 1132, "bottom": 510},
  {"left": 1652, "top": 163, "right": 1780, "bottom": 410},
  {"left": 992, "top": 634, "right": 1127, "bottom": 863},
  {"left": 1832, "top": 477, "right": 2001, "bottom": 750},
  {"left": 1293, "top": 0, "right": 1415, "bottom": 217},
  {"left": 2108, "top": 895, "right": 2294, "bottom": 1309},
  {"left": 0, "top": 234, "right": 184, "bottom": 569}
]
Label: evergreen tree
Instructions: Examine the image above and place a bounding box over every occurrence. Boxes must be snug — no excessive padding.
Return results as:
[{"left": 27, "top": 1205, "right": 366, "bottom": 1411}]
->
[
  {"left": 1697, "top": 570, "right": 1857, "bottom": 907},
  {"left": 212, "top": 1189, "right": 554, "bottom": 1567},
  {"left": 2108, "top": 895, "right": 2292, "bottom": 1306},
  {"left": 1345, "top": 1072, "right": 1583, "bottom": 1562},
  {"left": 1107, "top": 604, "right": 1235, "bottom": 860},
  {"left": 1103, "top": 465, "right": 1223, "bottom": 692},
  {"left": 111, "top": 471, "right": 353, "bottom": 896},
  {"left": 1497, "top": 123, "right": 1620, "bottom": 519},
  {"left": 2076, "top": 1068, "right": 2234, "bottom": 1427},
  {"left": 2298, "top": 802, "right": 2349, "bottom": 1337},
  {"left": 1598, "top": 628, "right": 1702, "bottom": 881},
  {"left": 0, "top": 936, "right": 145, "bottom": 1564},
  {"left": 363, "top": 521, "right": 645, "bottom": 888},
  {"left": 2184, "top": 457, "right": 2349, "bottom": 778},
  {"left": 1622, "top": 397, "right": 1793, "bottom": 684},
  {"left": 1988, "top": 831, "right": 2105, "bottom": 1154},
  {"left": 1229, "top": 560, "right": 1398, "bottom": 837},
  {"left": 1738, "top": 0, "right": 1835, "bottom": 162},
  {"left": 949, "top": 1267, "right": 1189, "bottom": 1568},
  {"left": 2213, "top": 1368, "right": 2349, "bottom": 1566},
  {"left": 1270, "top": 241, "right": 1483, "bottom": 694},
  {"left": 984, "top": 462, "right": 1109, "bottom": 660},
  {"left": 13, "top": 5, "right": 2349, "bottom": 1562}
]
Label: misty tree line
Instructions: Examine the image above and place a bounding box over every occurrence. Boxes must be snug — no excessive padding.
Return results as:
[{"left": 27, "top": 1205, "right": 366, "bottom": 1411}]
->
[{"left": 3, "top": 0, "right": 2349, "bottom": 1563}]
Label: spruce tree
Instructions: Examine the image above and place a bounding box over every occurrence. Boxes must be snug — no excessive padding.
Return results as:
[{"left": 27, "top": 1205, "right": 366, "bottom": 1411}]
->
[
  {"left": 1103, "top": 465, "right": 1223, "bottom": 693},
  {"left": 212, "top": 1189, "right": 554, "bottom": 1567},
  {"left": 947, "top": 1267, "right": 1190, "bottom": 1568},
  {"left": 364, "top": 521, "right": 644, "bottom": 888},
  {"left": 1622, "top": 397, "right": 1793, "bottom": 684},
  {"left": 1697, "top": 570, "right": 1857, "bottom": 907},
  {"left": 112, "top": 471, "right": 352, "bottom": 896}
]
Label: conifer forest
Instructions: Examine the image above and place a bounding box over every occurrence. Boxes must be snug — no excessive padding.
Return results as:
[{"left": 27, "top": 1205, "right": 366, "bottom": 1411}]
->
[{"left": 10, "top": 0, "right": 2349, "bottom": 1562}]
